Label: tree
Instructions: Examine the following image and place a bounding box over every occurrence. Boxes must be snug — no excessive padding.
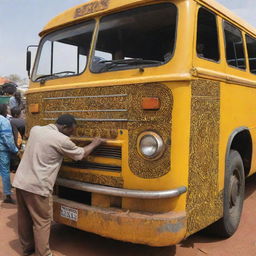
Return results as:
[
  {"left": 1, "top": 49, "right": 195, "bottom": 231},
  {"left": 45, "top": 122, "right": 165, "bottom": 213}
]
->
[{"left": 4, "top": 74, "right": 28, "bottom": 87}]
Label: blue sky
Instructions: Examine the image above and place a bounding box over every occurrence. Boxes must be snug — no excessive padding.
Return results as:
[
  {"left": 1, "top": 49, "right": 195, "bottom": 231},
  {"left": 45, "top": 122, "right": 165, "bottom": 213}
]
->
[
  {"left": 0, "top": 0, "right": 87, "bottom": 79},
  {"left": 217, "top": 0, "right": 255, "bottom": 26},
  {"left": 0, "top": 0, "right": 254, "bottom": 79}
]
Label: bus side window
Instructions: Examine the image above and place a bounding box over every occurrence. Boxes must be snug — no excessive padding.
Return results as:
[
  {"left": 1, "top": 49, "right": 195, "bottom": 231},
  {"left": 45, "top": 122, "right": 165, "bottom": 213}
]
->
[
  {"left": 245, "top": 34, "right": 256, "bottom": 74},
  {"left": 224, "top": 21, "right": 246, "bottom": 70},
  {"left": 196, "top": 7, "right": 220, "bottom": 62}
]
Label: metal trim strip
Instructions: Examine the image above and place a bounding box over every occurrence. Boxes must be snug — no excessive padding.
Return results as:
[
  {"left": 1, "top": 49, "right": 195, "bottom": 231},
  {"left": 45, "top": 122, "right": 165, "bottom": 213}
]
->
[
  {"left": 192, "top": 67, "right": 256, "bottom": 88},
  {"left": 44, "top": 109, "right": 128, "bottom": 113},
  {"left": 43, "top": 94, "right": 128, "bottom": 100},
  {"left": 43, "top": 118, "right": 129, "bottom": 122}
]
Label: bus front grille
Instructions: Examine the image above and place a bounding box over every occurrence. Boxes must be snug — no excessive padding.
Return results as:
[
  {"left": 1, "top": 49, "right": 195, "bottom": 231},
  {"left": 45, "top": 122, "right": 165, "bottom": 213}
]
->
[
  {"left": 63, "top": 145, "right": 122, "bottom": 173},
  {"left": 63, "top": 161, "right": 121, "bottom": 172},
  {"left": 92, "top": 145, "right": 121, "bottom": 159}
]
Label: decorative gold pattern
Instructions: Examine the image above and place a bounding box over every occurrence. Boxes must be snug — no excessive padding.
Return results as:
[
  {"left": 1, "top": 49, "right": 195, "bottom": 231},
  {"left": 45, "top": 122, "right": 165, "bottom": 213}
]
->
[
  {"left": 127, "top": 84, "right": 173, "bottom": 178},
  {"left": 128, "top": 122, "right": 171, "bottom": 178},
  {"left": 74, "top": 0, "right": 109, "bottom": 18},
  {"left": 59, "top": 169, "right": 123, "bottom": 188},
  {"left": 26, "top": 83, "right": 173, "bottom": 181},
  {"left": 186, "top": 79, "right": 223, "bottom": 236}
]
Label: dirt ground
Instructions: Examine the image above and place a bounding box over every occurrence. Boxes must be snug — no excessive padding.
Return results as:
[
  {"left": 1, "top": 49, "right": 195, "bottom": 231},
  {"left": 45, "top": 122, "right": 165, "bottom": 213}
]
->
[{"left": 1, "top": 174, "right": 256, "bottom": 256}]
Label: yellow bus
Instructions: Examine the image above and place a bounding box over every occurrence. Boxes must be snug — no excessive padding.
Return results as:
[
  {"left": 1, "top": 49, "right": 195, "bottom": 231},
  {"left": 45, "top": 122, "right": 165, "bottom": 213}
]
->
[{"left": 25, "top": 0, "right": 256, "bottom": 246}]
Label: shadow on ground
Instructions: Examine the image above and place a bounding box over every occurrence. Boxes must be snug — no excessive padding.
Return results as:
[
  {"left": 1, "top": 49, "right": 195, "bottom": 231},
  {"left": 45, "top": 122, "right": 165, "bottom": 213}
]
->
[{"left": 50, "top": 224, "right": 177, "bottom": 256}]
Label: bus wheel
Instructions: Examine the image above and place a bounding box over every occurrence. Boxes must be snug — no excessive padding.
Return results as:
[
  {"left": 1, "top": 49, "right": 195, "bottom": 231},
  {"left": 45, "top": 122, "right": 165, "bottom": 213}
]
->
[{"left": 212, "top": 149, "right": 245, "bottom": 237}]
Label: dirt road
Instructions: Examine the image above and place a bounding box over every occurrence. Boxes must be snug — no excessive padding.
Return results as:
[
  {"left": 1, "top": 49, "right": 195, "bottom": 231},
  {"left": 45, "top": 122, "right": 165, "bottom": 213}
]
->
[{"left": 1, "top": 174, "right": 256, "bottom": 256}]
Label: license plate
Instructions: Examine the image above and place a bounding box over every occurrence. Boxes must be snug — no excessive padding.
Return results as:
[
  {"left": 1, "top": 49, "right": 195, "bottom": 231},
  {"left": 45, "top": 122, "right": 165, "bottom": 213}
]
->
[{"left": 60, "top": 206, "right": 78, "bottom": 221}]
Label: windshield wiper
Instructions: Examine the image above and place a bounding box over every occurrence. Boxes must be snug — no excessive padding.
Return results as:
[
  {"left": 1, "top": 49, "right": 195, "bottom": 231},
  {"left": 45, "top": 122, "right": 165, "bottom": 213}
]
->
[
  {"left": 97, "top": 58, "right": 162, "bottom": 72},
  {"left": 35, "top": 71, "right": 76, "bottom": 82},
  {"left": 35, "top": 74, "right": 58, "bottom": 81},
  {"left": 54, "top": 71, "right": 76, "bottom": 76}
]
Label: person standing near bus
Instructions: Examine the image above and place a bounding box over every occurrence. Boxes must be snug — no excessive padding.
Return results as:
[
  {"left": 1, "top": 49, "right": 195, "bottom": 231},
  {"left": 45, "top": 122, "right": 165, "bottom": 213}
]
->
[
  {"left": 13, "top": 114, "right": 105, "bottom": 256},
  {"left": 9, "top": 106, "right": 26, "bottom": 172},
  {"left": 10, "top": 106, "right": 25, "bottom": 144},
  {"left": 0, "top": 103, "right": 18, "bottom": 204},
  {"left": 9, "top": 91, "right": 24, "bottom": 110}
]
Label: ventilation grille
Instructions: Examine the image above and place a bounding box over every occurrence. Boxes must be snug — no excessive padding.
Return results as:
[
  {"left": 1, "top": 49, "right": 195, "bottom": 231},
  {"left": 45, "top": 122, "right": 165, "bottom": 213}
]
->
[
  {"left": 63, "top": 161, "right": 121, "bottom": 172},
  {"left": 92, "top": 145, "right": 121, "bottom": 159},
  {"left": 63, "top": 145, "right": 122, "bottom": 173}
]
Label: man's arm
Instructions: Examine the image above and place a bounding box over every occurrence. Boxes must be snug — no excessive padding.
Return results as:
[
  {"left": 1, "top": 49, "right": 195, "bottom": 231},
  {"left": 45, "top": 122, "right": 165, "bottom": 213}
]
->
[
  {"left": 59, "top": 137, "right": 106, "bottom": 161},
  {"left": 83, "top": 137, "right": 106, "bottom": 158}
]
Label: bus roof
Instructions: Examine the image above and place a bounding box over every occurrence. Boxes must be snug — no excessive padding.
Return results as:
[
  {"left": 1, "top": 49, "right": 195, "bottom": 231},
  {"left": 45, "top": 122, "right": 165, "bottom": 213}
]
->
[
  {"left": 39, "top": 0, "right": 149, "bottom": 36},
  {"left": 40, "top": 0, "right": 256, "bottom": 37}
]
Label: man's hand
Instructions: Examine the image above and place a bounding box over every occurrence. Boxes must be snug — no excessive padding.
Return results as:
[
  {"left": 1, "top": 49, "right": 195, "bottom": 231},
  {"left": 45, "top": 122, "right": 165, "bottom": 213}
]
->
[
  {"left": 83, "top": 137, "right": 106, "bottom": 158},
  {"left": 91, "top": 137, "right": 106, "bottom": 147}
]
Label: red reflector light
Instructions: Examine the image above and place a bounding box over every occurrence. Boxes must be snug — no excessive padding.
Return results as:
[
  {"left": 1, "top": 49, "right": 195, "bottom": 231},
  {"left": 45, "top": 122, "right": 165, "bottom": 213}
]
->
[
  {"left": 141, "top": 97, "right": 160, "bottom": 110},
  {"left": 28, "top": 104, "right": 39, "bottom": 114},
  {"left": 29, "top": 104, "right": 40, "bottom": 114}
]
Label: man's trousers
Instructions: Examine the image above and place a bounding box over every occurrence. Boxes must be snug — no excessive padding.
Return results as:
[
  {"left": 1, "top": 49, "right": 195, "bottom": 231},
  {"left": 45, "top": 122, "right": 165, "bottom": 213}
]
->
[{"left": 16, "top": 188, "right": 52, "bottom": 256}]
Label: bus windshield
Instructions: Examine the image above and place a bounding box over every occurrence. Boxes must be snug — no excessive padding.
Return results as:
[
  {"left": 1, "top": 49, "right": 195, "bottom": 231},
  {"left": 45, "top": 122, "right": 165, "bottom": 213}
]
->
[
  {"left": 91, "top": 3, "right": 177, "bottom": 73},
  {"left": 32, "top": 20, "right": 95, "bottom": 82}
]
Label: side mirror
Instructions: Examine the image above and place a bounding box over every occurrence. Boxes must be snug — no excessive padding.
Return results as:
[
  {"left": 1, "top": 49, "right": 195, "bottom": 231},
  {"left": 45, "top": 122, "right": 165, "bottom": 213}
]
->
[
  {"left": 26, "top": 45, "right": 38, "bottom": 78},
  {"left": 26, "top": 51, "right": 31, "bottom": 77}
]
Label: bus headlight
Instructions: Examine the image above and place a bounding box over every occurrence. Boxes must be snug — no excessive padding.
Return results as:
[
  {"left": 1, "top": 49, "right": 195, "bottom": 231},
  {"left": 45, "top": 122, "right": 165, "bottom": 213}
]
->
[{"left": 137, "top": 132, "right": 164, "bottom": 160}]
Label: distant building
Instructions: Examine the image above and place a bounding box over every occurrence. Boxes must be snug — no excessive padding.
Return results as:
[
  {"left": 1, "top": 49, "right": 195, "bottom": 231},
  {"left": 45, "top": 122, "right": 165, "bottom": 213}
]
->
[{"left": 0, "top": 77, "right": 11, "bottom": 85}]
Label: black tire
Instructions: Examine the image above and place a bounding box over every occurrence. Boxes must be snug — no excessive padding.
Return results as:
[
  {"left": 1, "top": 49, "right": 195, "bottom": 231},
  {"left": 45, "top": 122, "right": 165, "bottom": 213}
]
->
[{"left": 210, "top": 149, "right": 245, "bottom": 237}]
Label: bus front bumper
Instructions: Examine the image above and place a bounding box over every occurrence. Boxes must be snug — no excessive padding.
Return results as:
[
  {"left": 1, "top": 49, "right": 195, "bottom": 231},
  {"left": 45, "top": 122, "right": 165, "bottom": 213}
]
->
[{"left": 53, "top": 196, "right": 187, "bottom": 246}]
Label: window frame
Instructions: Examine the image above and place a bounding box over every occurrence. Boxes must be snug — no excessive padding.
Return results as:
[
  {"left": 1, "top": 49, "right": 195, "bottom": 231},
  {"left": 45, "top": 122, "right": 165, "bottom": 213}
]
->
[
  {"left": 223, "top": 19, "right": 247, "bottom": 72},
  {"left": 89, "top": 2, "right": 178, "bottom": 74},
  {"left": 245, "top": 33, "right": 256, "bottom": 75},
  {"left": 32, "top": 19, "right": 96, "bottom": 83},
  {"left": 196, "top": 6, "right": 220, "bottom": 63}
]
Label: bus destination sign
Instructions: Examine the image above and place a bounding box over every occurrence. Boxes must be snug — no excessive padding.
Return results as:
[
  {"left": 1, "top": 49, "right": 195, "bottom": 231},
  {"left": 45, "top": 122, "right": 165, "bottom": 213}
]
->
[{"left": 74, "top": 0, "right": 109, "bottom": 18}]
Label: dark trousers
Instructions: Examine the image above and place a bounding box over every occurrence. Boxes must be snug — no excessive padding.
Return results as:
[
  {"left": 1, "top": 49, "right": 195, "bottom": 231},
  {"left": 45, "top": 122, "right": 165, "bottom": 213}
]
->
[{"left": 16, "top": 188, "right": 52, "bottom": 256}]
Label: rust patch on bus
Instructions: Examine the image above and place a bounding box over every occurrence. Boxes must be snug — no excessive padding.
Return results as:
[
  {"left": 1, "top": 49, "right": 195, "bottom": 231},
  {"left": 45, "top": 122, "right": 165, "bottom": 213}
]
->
[
  {"left": 186, "top": 79, "right": 223, "bottom": 236},
  {"left": 158, "top": 221, "right": 185, "bottom": 233}
]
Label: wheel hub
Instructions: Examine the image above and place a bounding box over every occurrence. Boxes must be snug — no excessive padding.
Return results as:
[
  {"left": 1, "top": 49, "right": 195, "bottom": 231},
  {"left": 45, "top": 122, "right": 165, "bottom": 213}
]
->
[{"left": 230, "top": 175, "right": 239, "bottom": 207}]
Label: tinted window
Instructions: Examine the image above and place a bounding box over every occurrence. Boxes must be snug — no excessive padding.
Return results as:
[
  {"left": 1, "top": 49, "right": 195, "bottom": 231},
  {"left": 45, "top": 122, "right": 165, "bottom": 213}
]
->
[
  {"left": 224, "top": 21, "right": 246, "bottom": 70},
  {"left": 246, "top": 35, "right": 256, "bottom": 74},
  {"left": 91, "top": 3, "right": 177, "bottom": 73},
  {"left": 196, "top": 8, "right": 219, "bottom": 61}
]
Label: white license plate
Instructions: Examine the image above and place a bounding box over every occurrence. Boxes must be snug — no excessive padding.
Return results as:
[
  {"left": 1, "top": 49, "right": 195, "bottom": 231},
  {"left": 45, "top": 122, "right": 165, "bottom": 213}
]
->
[{"left": 60, "top": 206, "right": 78, "bottom": 221}]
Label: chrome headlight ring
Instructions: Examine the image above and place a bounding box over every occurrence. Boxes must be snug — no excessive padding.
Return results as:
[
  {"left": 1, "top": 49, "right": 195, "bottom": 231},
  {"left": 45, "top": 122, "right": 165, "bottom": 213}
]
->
[{"left": 137, "top": 131, "right": 165, "bottom": 160}]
